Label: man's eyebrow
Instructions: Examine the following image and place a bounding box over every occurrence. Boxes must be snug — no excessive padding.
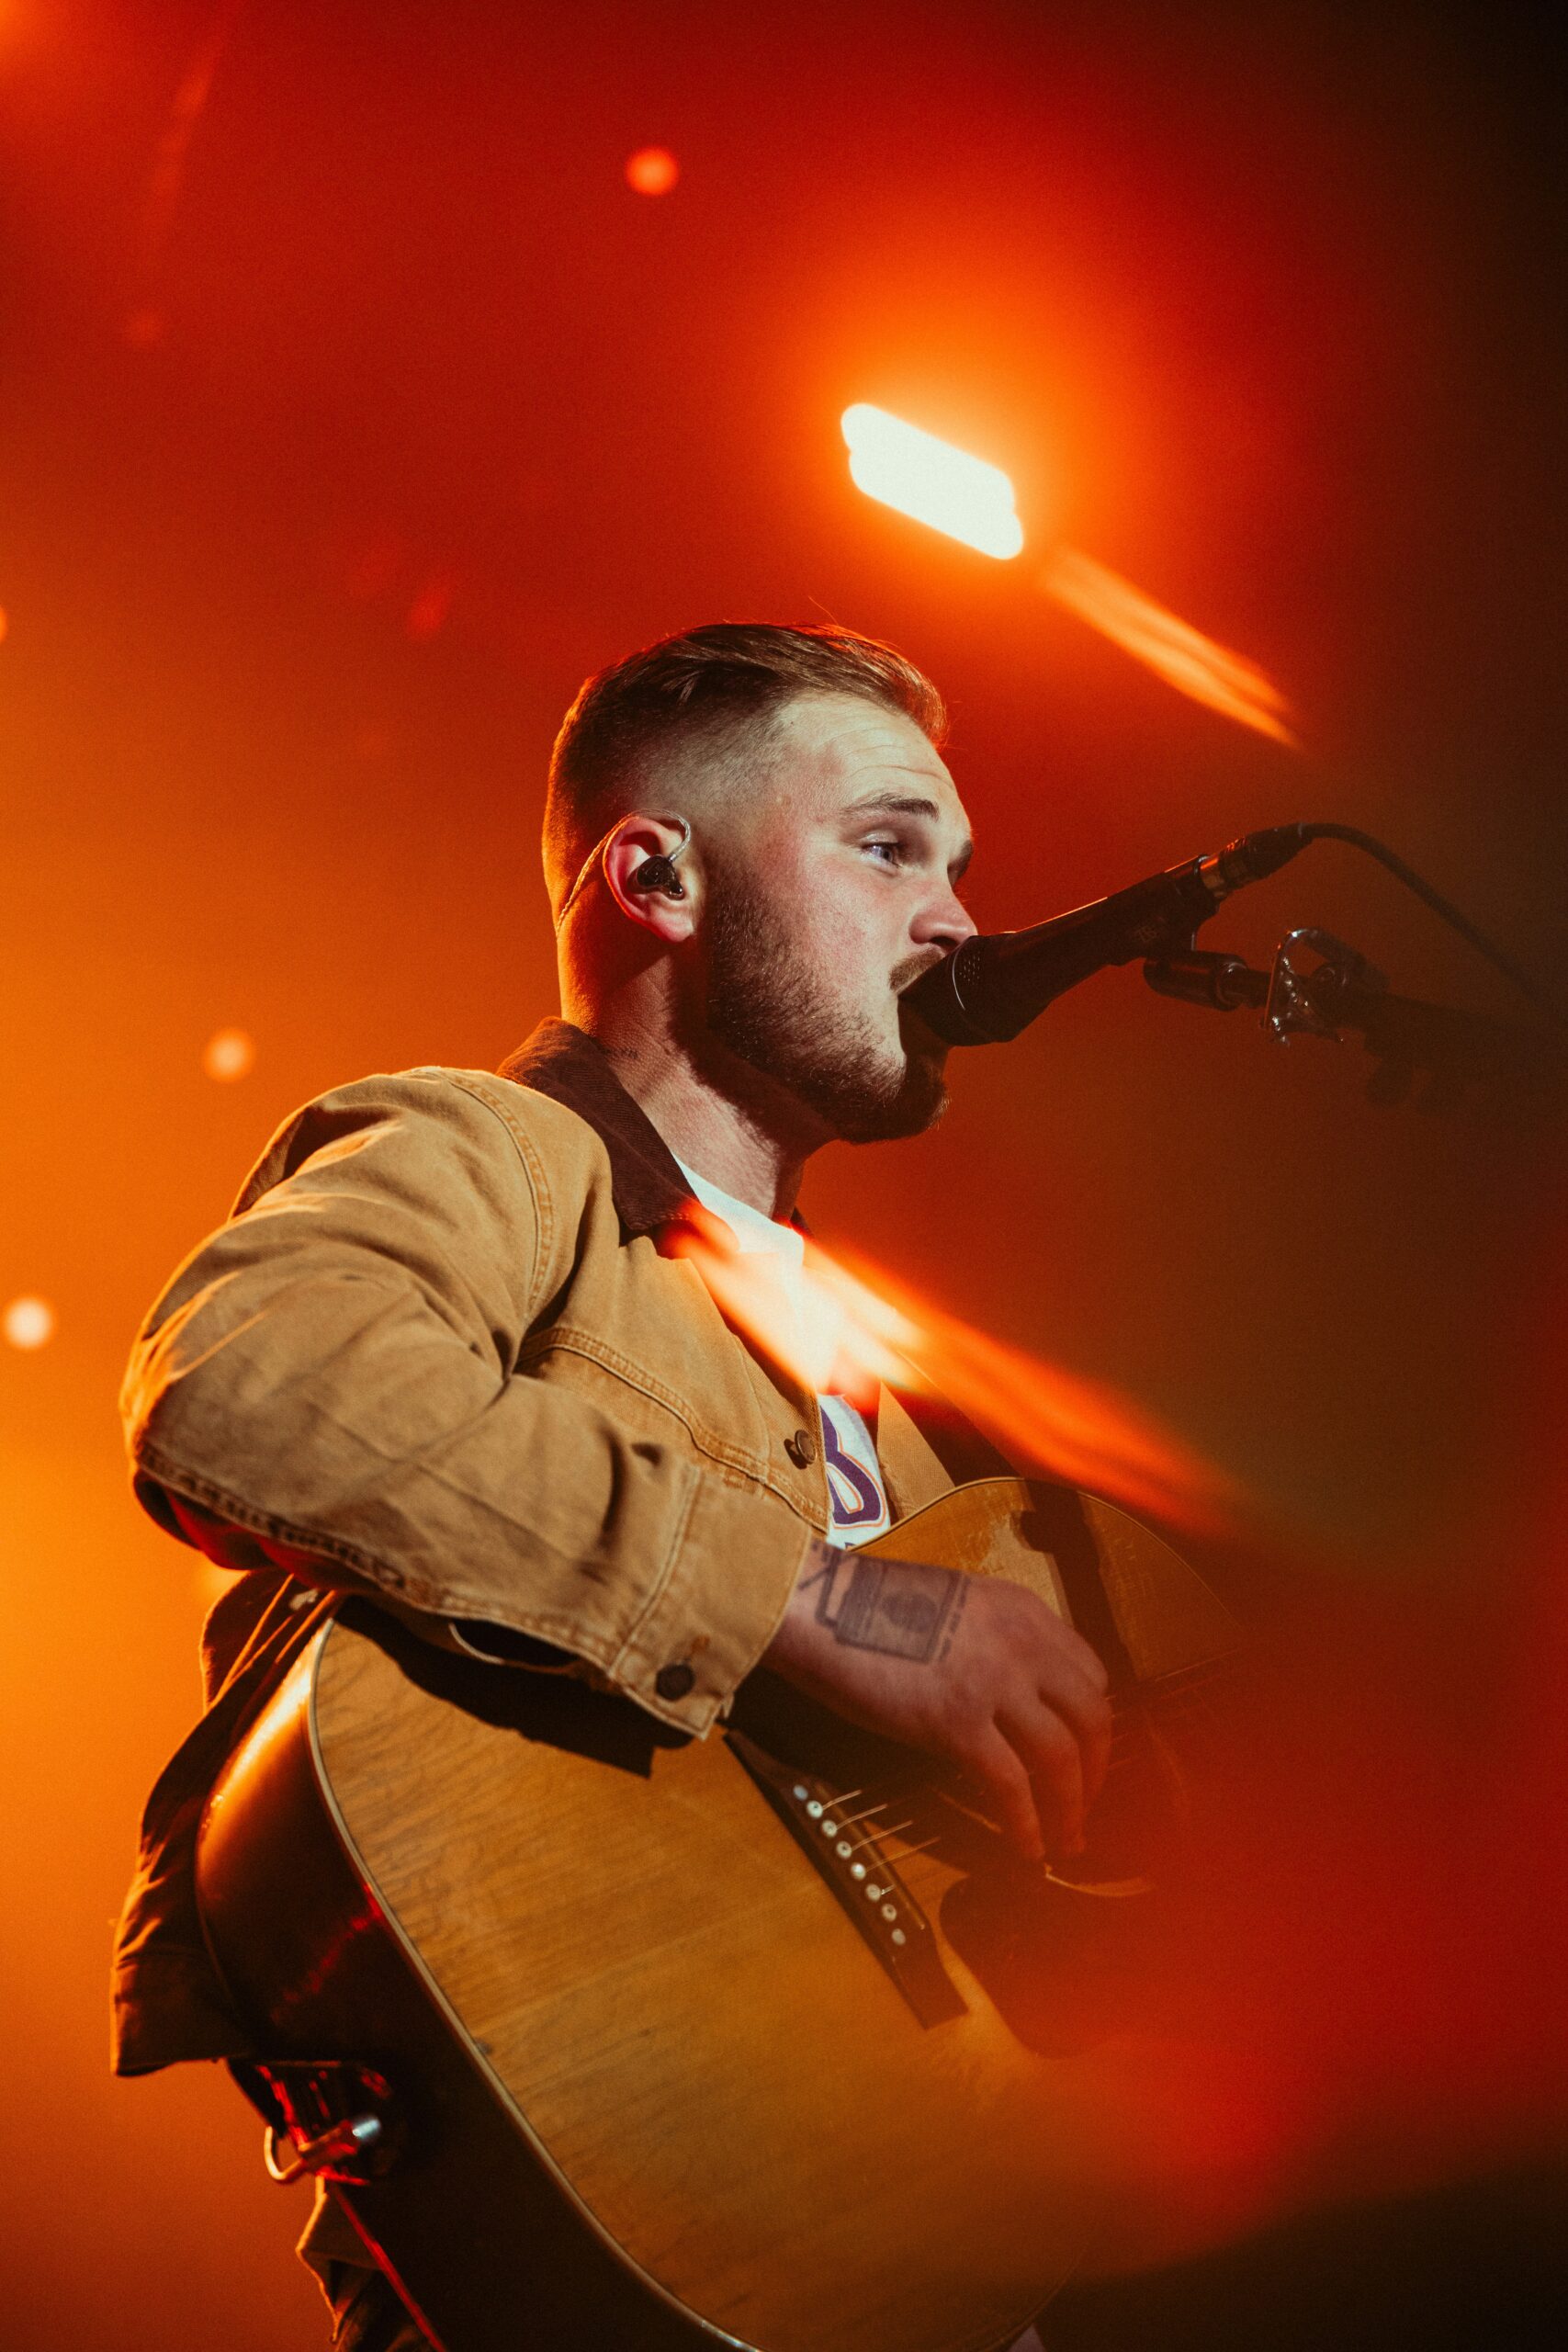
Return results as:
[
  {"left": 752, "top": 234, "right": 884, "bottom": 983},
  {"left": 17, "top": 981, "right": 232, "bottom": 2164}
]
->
[{"left": 844, "top": 789, "right": 943, "bottom": 820}]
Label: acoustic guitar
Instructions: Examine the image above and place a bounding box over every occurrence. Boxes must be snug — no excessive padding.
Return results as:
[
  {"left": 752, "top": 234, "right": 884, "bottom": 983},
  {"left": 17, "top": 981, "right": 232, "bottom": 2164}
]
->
[{"left": 196, "top": 1476, "right": 1242, "bottom": 2352}]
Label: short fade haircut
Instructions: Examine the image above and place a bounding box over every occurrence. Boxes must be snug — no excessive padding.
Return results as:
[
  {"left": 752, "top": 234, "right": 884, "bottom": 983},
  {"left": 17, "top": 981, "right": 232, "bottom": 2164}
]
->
[{"left": 543, "top": 621, "right": 947, "bottom": 919}]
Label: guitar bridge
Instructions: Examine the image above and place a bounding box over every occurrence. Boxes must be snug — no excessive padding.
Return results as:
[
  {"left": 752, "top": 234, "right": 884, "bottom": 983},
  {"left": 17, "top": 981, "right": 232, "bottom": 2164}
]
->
[{"left": 728, "top": 1732, "right": 966, "bottom": 2030}]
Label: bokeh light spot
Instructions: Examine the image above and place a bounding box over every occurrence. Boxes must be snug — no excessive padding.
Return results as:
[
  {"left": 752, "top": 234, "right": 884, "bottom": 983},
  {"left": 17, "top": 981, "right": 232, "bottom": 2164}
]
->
[
  {"left": 0, "top": 606, "right": 8, "bottom": 644},
  {"left": 203, "top": 1027, "right": 254, "bottom": 1082},
  {"left": 5, "top": 1296, "right": 56, "bottom": 1351},
  {"left": 405, "top": 570, "right": 456, "bottom": 640},
  {"left": 626, "top": 146, "right": 679, "bottom": 196}
]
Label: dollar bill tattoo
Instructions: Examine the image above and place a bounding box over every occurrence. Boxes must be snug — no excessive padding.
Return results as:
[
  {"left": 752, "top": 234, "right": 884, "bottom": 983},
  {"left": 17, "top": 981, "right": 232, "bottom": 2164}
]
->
[{"left": 806, "top": 1542, "right": 967, "bottom": 1664}]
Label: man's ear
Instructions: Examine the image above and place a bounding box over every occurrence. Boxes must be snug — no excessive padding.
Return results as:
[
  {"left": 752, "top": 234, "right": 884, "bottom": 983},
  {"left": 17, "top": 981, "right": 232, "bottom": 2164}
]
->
[{"left": 602, "top": 814, "right": 699, "bottom": 943}]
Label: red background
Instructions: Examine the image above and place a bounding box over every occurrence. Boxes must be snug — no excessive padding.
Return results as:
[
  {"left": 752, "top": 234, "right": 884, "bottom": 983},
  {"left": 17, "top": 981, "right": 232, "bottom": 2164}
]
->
[{"left": 2, "top": 4, "right": 1563, "bottom": 2344}]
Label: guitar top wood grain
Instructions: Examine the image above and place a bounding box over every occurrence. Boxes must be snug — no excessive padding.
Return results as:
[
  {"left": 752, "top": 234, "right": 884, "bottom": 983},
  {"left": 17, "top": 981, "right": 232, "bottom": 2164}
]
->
[{"left": 204, "top": 1476, "right": 1241, "bottom": 2352}]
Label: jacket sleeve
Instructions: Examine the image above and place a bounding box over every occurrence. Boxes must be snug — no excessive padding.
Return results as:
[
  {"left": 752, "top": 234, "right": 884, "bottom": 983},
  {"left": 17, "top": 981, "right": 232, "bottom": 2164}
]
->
[{"left": 119, "top": 1069, "right": 811, "bottom": 1734}]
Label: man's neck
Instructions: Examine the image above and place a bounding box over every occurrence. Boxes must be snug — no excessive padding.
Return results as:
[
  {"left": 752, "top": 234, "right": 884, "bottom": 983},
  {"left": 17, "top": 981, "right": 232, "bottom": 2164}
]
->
[{"left": 576, "top": 1001, "right": 817, "bottom": 1222}]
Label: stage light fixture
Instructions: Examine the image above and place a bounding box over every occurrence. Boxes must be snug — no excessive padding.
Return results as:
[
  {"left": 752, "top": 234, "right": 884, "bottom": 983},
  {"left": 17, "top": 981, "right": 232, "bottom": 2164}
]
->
[{"left": 840, "top": 404, "right": 1024, "bottom": 559}]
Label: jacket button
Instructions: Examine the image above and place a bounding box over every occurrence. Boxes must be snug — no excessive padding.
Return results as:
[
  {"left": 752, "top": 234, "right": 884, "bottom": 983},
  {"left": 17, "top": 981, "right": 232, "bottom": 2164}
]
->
[
  {"left": 784, "top": 1429, "right": 816, "bottom": 1468},
  {"left": 655, "top": 1662, "right": 695, "bottom": 1702}
]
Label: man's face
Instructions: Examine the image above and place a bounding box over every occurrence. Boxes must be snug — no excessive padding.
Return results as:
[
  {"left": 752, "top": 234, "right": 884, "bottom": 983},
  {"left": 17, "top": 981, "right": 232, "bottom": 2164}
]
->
[{"left": 699, "top": 692, "right": 976, "bottom": 1143}]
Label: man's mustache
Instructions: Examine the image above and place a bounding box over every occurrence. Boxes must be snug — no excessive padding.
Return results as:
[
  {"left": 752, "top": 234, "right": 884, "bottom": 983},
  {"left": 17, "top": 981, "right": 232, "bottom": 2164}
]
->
[{"left": 892, "top": 950, "right": 948, "bottom": 996}]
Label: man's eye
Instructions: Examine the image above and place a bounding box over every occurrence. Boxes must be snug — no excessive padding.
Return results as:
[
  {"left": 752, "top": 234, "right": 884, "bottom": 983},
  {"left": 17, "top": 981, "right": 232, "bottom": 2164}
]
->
[{"left": 864, "top": 839, "right": 907, "bottom": 867}]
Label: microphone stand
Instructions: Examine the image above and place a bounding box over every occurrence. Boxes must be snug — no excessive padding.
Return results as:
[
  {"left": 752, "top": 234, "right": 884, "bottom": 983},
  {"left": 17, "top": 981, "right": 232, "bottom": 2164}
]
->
[{"left": 1145, "top": 929, "right": 1568, "bottom": 1120}]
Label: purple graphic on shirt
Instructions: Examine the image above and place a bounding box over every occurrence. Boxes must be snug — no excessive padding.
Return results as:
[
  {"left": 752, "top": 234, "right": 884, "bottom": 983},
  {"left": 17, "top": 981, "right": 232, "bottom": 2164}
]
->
[{"left": 821, "top": 1408, "right": 885, "bottom": 1529}]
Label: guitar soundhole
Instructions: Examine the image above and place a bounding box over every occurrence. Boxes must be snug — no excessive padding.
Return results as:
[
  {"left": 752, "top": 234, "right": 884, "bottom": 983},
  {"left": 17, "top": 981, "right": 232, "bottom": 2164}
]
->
[
  {"left": 938, "top": 1659, "right": 1254, "bottom": 2054},
  {"left": 939, "top": 1864, "right": 1152, "bottom": 2058},
  {"left": 919, "top": 1723, "right": 1186, "bottom": 2058},
  {"left": 1048, "top": 1713, "right": 1191, "bottom": 1895}
]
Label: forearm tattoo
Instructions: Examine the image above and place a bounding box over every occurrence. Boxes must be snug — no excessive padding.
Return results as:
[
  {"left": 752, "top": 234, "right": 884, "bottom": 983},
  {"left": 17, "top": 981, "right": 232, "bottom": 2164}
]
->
[{"left": 802, "top": 1539, "right": 967, "bottom": 1664}]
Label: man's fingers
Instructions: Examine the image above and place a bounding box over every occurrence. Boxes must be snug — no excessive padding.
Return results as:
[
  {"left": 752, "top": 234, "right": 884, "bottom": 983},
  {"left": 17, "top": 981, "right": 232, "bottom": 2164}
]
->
[
  {"left": 965, "top": 1724, "right": 1047, "bottom": 1861},
  {"left": 766, "top": 1553, "right": 1115, "bottom": 1861},
  {"left": 1036, "top": 1664, "right": 1115, "bottom": 1809},
  {"left": 1055, "top": 1619, "right": 1111, "bottom": 1695},
  {"left": 998, "top": 1698, "right": 1086, "bottom": 1857}
]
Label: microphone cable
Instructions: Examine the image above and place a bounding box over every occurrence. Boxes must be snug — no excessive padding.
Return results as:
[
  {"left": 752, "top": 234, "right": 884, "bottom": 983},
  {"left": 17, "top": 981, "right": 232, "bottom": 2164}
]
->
[{"left": 1278, "top": 822, "right": 1565, "bottom": 1027}]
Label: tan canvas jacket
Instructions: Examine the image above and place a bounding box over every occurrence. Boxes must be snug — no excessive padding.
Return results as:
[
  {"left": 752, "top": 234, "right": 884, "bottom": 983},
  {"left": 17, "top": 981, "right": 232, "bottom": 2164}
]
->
[{"left": 111, "top": 1020, "right": 1001, "bottom": 2076}]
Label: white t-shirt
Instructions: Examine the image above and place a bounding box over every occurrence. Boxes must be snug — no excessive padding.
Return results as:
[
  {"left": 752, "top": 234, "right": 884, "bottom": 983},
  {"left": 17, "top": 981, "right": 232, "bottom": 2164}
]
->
[{"left": 675, "top": 1159, "right": 892, "bottom": 1546}]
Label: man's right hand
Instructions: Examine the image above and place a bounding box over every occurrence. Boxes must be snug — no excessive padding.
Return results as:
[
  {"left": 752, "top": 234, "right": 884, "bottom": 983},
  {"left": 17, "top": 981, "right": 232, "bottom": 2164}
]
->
[{"left": 760, "top": 1538, "right": 1113, "bottom": 1864}]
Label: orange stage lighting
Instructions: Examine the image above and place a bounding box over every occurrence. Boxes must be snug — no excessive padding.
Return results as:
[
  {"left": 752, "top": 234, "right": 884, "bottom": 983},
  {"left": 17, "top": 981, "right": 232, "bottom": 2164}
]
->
[
  {"left": 841, "top": 404, "right": 1026, "bottom": 560},
  {"left": 625, "top": 146, "right": 679, "bottom": 196},
  {"left": 1041, "top": 544, "right": 1300, "bottom": 748}
]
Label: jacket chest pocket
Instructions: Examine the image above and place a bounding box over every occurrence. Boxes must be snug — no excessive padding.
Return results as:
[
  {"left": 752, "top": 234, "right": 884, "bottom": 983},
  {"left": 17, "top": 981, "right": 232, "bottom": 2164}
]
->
[
  {"left": 515, "top": 1245, "right": 831, "bottom": 1521},
  {"left": 511, "top": 1314, "right": 776, "bottom": 1495}
]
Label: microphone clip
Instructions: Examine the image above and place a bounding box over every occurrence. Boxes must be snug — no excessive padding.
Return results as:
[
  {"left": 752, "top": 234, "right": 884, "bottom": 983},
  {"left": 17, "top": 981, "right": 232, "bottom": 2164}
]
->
[{"left": 1262, "top": 928, "right": 1388, "bottom": 1046}]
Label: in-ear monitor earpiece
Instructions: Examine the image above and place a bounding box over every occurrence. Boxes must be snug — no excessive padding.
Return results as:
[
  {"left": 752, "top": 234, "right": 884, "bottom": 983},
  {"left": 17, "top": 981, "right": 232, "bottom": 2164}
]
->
[
  {"left": 628, "top": 816, "right": 692, "bottom": 900},
  {"left": 554, "top": 814, "right": 693, "bottom": 931},
  {"left": 630, "top": 854, "right": 685, "bottom": 899}
]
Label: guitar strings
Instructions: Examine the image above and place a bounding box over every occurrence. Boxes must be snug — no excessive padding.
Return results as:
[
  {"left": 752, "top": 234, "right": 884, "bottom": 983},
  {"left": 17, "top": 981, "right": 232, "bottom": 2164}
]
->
[
  {"left": 1110, "top": 1688, "right": 1233, "bottom": 1734},
  {"left": 831, "top": 1797, "right": 893, "bottom": 1828},
  {"left": 1111, "top": 1652, "right": 1242, "bottom": 1709},
  {"left": 789, "top": 1650, "right": 1243, "bottom": 1849},
  {"left": 879, "top": 1833, "right": 942, "bottom": 1865}
]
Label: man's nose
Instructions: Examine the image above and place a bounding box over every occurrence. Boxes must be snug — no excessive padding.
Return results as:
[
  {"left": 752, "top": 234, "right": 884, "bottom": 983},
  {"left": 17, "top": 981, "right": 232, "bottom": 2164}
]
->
[{"left": 915, "top": 886, "right": 977, "bottom": 955}]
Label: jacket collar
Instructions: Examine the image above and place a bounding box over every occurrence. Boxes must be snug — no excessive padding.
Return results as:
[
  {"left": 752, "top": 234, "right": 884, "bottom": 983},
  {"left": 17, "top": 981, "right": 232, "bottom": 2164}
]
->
[
  {"left": 494, "top": 1023, "right": 1008, "bottom": 1480},
  {"left": 496, "top": 1020, "right": 696, "bottom": 1237}
]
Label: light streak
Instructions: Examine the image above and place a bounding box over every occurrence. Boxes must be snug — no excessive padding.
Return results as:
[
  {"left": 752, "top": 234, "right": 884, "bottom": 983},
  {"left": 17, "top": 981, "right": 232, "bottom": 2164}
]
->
[
  {"left": 129, "top": 2, "right": 245, "bottom": 338},
  {"left": 814, "top": 1242, "right": 1243, "bottom": 1534},
  {"left": 839, "top": 408, "right": 1296, "bottom": 741},
  {"left": 840, "top": 405, "right": 1025, "bottom": 560},
  {"left": 667, "top": 1211, "right": 1241, "bottom": 1535},
  {"left": 1040, "top": 545, "right": 1300, "bottom": 748}
]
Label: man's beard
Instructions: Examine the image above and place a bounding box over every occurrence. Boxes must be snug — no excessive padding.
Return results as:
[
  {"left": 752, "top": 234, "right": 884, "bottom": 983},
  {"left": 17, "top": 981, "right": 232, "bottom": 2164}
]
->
[{"left": 702, "top": 877, "right": 950, "bottom": 1143}]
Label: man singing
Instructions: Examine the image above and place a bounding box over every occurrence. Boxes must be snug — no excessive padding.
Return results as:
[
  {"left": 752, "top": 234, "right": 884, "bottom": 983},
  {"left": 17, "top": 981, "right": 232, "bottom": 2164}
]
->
[{"left": 112, "top": 622, "right": 1111, "bottom": 2348}]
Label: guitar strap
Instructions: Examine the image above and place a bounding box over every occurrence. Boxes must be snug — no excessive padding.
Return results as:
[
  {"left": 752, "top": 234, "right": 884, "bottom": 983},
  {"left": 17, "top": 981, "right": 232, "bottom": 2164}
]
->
[
  {"left": 887, "top": 1378, "right": 1014, "bottom": 1487},
  {"left": 893, "top": 1382, "right": 1138, "bottom": 1690}
]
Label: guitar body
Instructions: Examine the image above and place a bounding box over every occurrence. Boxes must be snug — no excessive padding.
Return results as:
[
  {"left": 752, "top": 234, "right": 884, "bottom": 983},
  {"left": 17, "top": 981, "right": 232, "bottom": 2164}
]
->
[{"left": 196, "top": 1479, "right": 1239, "bottom": 2352}]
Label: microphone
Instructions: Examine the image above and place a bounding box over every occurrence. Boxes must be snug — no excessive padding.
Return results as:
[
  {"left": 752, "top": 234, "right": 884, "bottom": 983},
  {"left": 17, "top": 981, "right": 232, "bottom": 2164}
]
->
[{"left": 904, "top": 823, "right": 1312, "bottom": 1045}]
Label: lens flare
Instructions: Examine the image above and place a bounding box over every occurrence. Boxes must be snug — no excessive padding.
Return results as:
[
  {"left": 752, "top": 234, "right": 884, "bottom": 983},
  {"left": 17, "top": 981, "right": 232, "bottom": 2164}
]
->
[
  {"left": 841, "top": 404, "right": 1025, "bottom": 560},
  {"left": 816, "top": 1241, "right": 1242, "bottom": 1535},
  {"left": 665, "top": 1210, "right": 1240, "bottom": 1536},
  {"left": 1042, "top": 544, "right": 1299, "bottom": 748}
]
